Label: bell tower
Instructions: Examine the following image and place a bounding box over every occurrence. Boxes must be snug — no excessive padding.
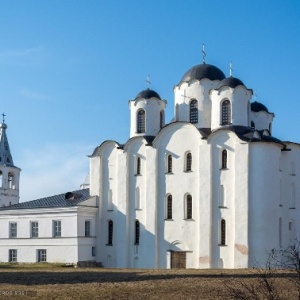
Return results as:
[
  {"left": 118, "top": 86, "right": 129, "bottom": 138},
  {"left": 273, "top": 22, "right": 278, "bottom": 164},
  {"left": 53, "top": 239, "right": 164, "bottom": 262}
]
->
[{"left": 0, "top": 115, "right": 21, "bottom": 207}]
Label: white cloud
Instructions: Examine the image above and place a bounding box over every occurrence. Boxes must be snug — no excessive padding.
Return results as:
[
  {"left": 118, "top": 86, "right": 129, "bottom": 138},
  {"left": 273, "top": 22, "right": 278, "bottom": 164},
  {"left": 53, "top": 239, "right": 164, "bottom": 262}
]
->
[{"left": 18, "top": 143, "right": 93, "bottom": 202}]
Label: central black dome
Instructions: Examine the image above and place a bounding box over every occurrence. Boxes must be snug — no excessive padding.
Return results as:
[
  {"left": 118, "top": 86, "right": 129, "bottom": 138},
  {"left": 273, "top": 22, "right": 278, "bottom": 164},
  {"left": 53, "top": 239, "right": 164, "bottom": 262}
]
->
[
  {"left": 180, "top": 63, "right": 226, "bottom": 83},
  {"left": 216, "top": 77, "right": 245, "bottom": 89},
  {"left": 135, "top": 89, "right": 161, "bottom": 100}
]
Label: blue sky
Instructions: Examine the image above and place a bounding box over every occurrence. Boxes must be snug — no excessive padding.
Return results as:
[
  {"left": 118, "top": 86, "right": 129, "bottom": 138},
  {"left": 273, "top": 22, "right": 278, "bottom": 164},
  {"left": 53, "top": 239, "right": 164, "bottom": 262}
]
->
[{"left": 0, "top": 0, "right": 299, "bottom": 201}]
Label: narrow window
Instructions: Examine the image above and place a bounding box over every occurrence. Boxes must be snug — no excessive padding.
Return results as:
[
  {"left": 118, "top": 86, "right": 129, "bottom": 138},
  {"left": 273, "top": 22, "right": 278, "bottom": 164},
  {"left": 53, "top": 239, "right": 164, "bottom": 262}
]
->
[
  {"left": 291, "top": 162, "right": 295, "bottom": 175},
  {"left": 160, "top": 111, "right": 164, "bottom": 129},
  {"left": 190, "top": 99, "right": 198, "bottom": 124},
  {"left": 136, "top": 157, "right": 141, "bottom": 175},
  {"left": 137, "top": 110, "right": 145, "bottom": 133},
  {"left": 53, "top": 220, "right": 61, "bottom": 237},
  {"left": 290, "top": 184, "right": 296, "bottom": 208},
  {"left": 186, "top": 153, "right": 192, "bottom": 172},
  {"left": 37, "top": 249, "right": 47, "bottom": 262},
  {"left": 221, "top": 150, "right": 227, "bottom": 169},
  {"left": 185, "top": 195, "right": 192, "bottom": 219},
  {"left": 31, "top": 222, "right": 39, "bottom": 238},
  {"left": 251, "top": 121, "right": 255, "bottom": 129},
  {"left": 135, "top": 220, "right": 140, "bottom": 245},
  {"left": 289, "top": 220, "right": 295, "bottom": 244},
  {"left": 167, "top": 155, "right": 172, "bottom": 173},
  {"left": 85, "top": 220, "right": 91, "bottom": 237},
  {"left": 8, "top": 172, "right": 13, "bottom": 189},
  {"left": 107, "top": 220, "right": 113, "bottom": 245},
  {"left": 166, "top": 195, "right": 172, "bottom": 220},
  {"left": 9, "top": 249, "right": 17, "bottom": 262},
  {"left": 9, "top": 222, "right": 17, "bottom": 238},
  {"left": 92, "top": 247, "right": 96, "bottom": 256},
  {"left": 0, "top": 170, "right": 2, "bottom": 188},
  {"left": 221, "top": 100, "right": 231, "bottom": 125},
  {"left": 279, "top": 218, "right": 282, "bottom": 248},
  {"left": 220, "top": 219, "right": 226, "bottom": 245}
]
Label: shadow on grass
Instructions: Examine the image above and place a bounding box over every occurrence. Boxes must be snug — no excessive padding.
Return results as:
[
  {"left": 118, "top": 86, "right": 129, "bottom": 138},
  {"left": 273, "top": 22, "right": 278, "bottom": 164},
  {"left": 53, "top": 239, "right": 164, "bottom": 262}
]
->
[{"left": 0, "top": 268, "right": 298, "bottom": 286}]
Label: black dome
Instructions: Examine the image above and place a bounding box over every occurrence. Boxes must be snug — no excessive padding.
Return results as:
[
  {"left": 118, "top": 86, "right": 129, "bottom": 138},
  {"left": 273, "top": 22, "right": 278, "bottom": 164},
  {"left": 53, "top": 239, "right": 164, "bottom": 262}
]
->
[
  {"left": 251, "top": 101, "right": 269, "bottom": 113},
  {"left": 135, "top": 89, "right": 161, "bottom": 100},
  {"left": 216, "top": 77, "right": 245, "bottom": 89},
  {"left": 180, "top": 63, "right": 226, "bottom": 83}
]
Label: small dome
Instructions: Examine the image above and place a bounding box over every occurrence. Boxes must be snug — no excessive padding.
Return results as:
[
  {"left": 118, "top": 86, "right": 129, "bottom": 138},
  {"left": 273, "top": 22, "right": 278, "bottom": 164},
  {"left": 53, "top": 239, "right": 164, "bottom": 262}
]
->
[
  {"left": 180, "top": 63, "right": 226, "bottom": 83},
  {"left": 135, "top": 89, "right": 161, "bottom": 100},
  {"left": 251, "top": 101, "right": 269, "bottom": 113},
  {"left": 216, "top": 77, "right": 245, "bottom": 89},
  {"left": 0, "top": 123, "right": 7, "bottom": 129}
]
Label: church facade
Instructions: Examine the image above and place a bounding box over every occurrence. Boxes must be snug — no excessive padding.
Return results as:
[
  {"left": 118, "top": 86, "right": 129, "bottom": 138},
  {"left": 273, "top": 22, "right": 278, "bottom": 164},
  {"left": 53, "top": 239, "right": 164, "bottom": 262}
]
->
[{"left": 0, "top": 61, "right": 299, "bottom": 269}]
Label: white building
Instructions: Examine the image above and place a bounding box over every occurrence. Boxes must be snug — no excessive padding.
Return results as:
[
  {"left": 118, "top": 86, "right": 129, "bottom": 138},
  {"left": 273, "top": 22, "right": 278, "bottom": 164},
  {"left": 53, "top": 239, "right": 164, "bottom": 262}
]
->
[{"left": 0, "top": 60, "right": 299, "bottom": 269}]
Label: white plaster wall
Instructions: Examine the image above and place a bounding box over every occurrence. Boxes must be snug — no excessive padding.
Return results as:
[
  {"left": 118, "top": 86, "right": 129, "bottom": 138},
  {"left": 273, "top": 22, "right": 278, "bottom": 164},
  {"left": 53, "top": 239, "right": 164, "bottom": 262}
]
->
[
  {"left": 251, "top": 111, "right": 274, "bottom": 132},
  {"left": 211, "top": 87, "right": 251, "bottom": 130},
  {"left": 174, "top": 79, "right": 220, "bottom": 128},
  {"left": 0, "top": 166, "right": 21, "bottom": 206},
  {"left": 129, "top": 98, "right": 166, "bottom": 138},
  {"left": 248, "top": 143, "right": 282, "bottom": 266}
]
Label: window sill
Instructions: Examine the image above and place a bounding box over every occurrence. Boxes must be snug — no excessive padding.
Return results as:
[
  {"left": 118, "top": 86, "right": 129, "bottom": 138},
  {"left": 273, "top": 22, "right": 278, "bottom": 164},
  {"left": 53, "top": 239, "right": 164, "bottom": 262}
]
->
[
  {"left": 165, "top": 172, "right": 174, "bottom": 175},
  {"left": 184, "top": 218, "right": 195, "bottom": 221},
  {"left": 165, "top": 219, "right": 174, "bottom": 221},
  {"left": 134, "top": 174, "right": 142, "bottom": 177},
  {"left": 184, "top": 170, "right": 193, "bottom": 173},
  {"left": 218, "top": 244, "right": 227, "bottom": 247},
  {"left": 218, "top": 206, "right": 228, "bottom": 209},
  {"left": 220, "top": 168, "right": 228, "bottom": 171},
  {"left": 135, "top": 208, "right": 142, "bottom": 211},
  {"left": 134, "top": 243, "right": 140, "bottom": 246}
]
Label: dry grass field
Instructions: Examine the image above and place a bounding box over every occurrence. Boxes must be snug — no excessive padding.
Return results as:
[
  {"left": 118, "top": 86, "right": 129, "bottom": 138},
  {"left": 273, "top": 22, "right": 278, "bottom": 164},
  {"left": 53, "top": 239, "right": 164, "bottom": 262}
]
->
[{"left": 0, "top": 264, "right": 298, "bottom": 299}]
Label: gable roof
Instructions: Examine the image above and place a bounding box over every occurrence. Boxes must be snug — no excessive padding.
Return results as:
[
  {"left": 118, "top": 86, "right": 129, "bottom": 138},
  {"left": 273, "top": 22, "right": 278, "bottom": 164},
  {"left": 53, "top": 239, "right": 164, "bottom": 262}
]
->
[{"left": 0, "top": 188, "right": 91, "bottom": 210}]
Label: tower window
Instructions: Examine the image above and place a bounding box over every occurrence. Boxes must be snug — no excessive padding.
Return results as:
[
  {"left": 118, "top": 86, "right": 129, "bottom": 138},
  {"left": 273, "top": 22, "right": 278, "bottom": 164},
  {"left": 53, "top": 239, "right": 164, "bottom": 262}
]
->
[
  {"left": 220, "top": 219, "right": 226, "bottom": 245},
  {"left": 167, "top": 155, "right": 172, "bottom": 173},
  {"left": 136, "top": 157, "right": 141, "bottom": 175},
  {"left": 8, "top": 172, "right": 13, "bottom": 189},
  {"left": 160, "top": 111, "right": 164, "bottom": 129},
  {"left": 251, "top": 121, "right": 255, "bottom": 129},
  {"left": 137, "top": 110, "right": 145, "bottom": 133},
  {"left": 166, "top": 195, "right": 172, "bottom": 220},
  {"left": 221, "top": 150, "right": 227, "bottom": 169},
  {"left": 134, "top": 220, "right": 140, "bottom": 245},
  {"left": 185, "top": 153, "right": 192, "bottom": 172},
  {"left": 190, "top": 99, "right": 198, "bottom": 124},
  {"left": 107, "top": 220, "right": 113, "bottom": 245},
  {"left": 0, "top": 170, "right": 2, "bottom": 188},
  {"left": 185, "top": 194, "right": 192, "bottom": 219},
  {"left": 221, "top": 100, "right": 231, "bottom": 125}
]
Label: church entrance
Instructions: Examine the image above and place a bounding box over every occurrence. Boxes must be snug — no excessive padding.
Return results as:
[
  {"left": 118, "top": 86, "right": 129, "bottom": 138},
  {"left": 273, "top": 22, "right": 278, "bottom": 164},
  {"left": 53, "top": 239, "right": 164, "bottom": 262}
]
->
[{"left": 171, "top": 251, "right": 186, "bottom": 269}]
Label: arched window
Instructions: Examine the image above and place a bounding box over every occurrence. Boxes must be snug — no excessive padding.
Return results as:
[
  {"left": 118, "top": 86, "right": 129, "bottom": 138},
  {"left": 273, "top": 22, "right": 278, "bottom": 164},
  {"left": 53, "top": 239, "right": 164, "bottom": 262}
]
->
[
  {"left": 185, "top": 194, "right": 192, "bottom": 219},
  {"left": 8, "top": 172, "right": 14, "bottom": 189},
  {"left": 289, "top": 220, "right": 295, "bottom": 244},
  {"left": 185, "top": 153, "right": 192, "bottom": 172},
  {"left": 107, "top": 220, "right": 113, "bottom": 245},
  {"left": 221, "top": 150, "right": 227, "bottom": 169},
  {"left": 251, "top": 121, "right": 255, "bottom": 129},
  {"left": 167, "top": 155, "right": 172, "bottom": 173},
  {"left": 290, "top": 184, "right": 296, "bottom": 209},
  {"left": 134, "top": 220, "right": 140, "bottom": 245},
  {"left": 221, "top": 100, "right": 231, "bottom": 125},
  {"left": 160, "top": 111, "right": 164, "bottom": 129},
  {"left": 220, "top": 219, "right": 226, "bottom": 245},
  {"left": 136, "top": 157, "right": 141, "bottom": 175},
  {"left": 137, "top": 110, "right": 145, "bottom": 133},
  {"left": 166, "top": 195, "right": 172, "bottom": 220},
  {"left": 190, "top": 99, "right": 198, "bottom": 124},
  {"left": 279, "top": 218, "right": 282, "bottom": 248}
]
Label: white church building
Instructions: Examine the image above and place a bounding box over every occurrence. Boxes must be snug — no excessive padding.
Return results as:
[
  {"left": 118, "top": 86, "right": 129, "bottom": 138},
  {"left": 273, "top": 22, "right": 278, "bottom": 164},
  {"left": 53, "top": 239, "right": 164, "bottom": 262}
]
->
[{"left": 0, "top": 59, "right": 299, "bottom": 269}]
